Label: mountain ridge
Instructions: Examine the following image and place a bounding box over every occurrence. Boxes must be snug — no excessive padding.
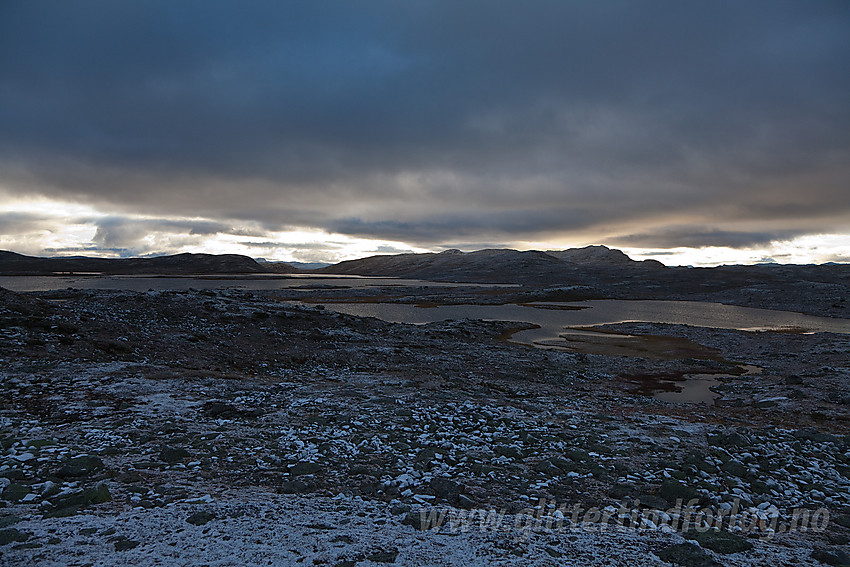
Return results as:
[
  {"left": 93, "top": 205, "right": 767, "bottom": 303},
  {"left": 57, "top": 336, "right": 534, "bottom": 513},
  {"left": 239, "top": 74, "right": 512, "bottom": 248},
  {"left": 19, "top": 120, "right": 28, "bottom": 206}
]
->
[
  {"left": 315, "top": 245, "right": 665, "bottom": 281},
  {"left": 0, "top": 251, "right": 297, "bottom": 275}
]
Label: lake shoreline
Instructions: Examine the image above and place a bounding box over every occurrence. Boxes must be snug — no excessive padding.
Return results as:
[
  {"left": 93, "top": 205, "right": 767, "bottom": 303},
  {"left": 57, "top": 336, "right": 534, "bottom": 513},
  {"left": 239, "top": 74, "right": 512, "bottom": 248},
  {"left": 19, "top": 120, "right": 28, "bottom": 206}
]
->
[{"left": 1, "top": 284, "right": 848, "bottom": 565}]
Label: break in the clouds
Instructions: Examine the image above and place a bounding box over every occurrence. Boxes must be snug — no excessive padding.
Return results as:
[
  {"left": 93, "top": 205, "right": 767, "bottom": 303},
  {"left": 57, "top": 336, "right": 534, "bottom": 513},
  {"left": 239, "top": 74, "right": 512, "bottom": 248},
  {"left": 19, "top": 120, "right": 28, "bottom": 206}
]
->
[{"left": 0, "top": 1, "right": 848, "bottom": 264}]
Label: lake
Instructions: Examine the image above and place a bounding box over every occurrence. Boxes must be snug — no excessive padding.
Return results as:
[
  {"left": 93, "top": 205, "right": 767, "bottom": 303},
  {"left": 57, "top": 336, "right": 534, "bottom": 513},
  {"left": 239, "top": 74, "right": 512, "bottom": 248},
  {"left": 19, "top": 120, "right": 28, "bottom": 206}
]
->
[
  {"left": 314, "top": 300, "right": 850, "bottom": 346},
  {"left": 315, "top": 300, "right": 849, "bottom": 405},
  {"left": 6, "top": 275, "right": 846, "bottom": 404},
  {"left": 0, "top": 274, "right": 515, "bottom": 293}
]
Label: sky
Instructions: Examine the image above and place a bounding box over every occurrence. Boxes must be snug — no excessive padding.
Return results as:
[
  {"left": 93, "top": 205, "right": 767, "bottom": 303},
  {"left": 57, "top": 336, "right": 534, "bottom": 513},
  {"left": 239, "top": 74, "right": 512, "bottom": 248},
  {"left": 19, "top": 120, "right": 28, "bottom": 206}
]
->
[{"left": 1, "top": 1, "right": 849, "bottom": 266}]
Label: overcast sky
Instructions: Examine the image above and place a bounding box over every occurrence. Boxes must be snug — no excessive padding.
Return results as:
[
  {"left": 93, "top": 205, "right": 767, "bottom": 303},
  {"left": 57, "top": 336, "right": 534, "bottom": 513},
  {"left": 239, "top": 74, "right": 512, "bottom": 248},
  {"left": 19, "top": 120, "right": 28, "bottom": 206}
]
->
[{"left": 1, "top": 1, "right": 849, "bottom": 265}]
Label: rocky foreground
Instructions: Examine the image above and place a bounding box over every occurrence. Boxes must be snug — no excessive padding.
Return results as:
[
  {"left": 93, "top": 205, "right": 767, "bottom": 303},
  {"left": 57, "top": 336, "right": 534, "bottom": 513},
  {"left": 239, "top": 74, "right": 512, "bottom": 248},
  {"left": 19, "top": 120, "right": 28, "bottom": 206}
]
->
[{"left": 1, "top": 285, "right": 849, "bottom": 566}]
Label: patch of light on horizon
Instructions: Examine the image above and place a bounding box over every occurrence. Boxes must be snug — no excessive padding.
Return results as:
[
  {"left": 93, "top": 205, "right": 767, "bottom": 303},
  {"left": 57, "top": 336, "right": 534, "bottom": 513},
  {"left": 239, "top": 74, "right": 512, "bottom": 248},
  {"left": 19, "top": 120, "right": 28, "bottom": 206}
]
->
[
  {"left": 1, "top": 197, "right": 847, "bottom": 265},
  {"left": 0, "top": 222, "right": 98, "bottom": 257},
  {"left": 0, "top": 197, "right": 223, "bottom": 226},
  {"left": 622, "top": 233, "right": 850, "bottom": 266},
  {"left": 179, "top": 230, "right": 431, "bottom": 264},
  {"left": 0, "top": 198, "right": 106, "bottom": 218},
  {"left": 0, "top": 196, "right": 430, "bottom": 262},
  {"left": 622, "top": 247, "right": 768, "bottom": 267}
]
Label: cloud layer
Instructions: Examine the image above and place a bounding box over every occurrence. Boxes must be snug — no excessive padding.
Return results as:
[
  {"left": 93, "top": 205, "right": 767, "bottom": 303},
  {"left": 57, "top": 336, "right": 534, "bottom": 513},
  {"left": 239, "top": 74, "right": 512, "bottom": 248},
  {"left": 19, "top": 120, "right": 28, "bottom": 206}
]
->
[{"left": 1, "top": 1, "right": 848, "bottom": 259}]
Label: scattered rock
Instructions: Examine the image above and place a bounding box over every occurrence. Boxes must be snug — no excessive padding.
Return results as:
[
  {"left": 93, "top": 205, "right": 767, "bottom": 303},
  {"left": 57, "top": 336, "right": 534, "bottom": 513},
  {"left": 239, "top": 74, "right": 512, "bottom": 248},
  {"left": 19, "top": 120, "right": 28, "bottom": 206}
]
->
[
  {"left": 721, "top": 459, "right": 748, "bottom": 478},
  {"left": 456, "top": 494, "right": 476, "bottom": 509},
  {"left": 402, "top": 510, "right": 441, "bottom": 531},
  {"left": 656, "top": 479, "right": 699, "bottom": 506},
  {"left": 495, "top": 445, "right": 523, "bottom": 460},
  {"left": 684, "top": 529, "right": 753, "bottom": 554},
  {"left": 55, "top": 455, "right": 104, "bottom": 478},
  {"left": 429, "top": 477, "right": 462, "bottom": 504},
  {"left": 636, "top": 494, "right": 669, "bottom": 511},
  {"left": 0, "top": 528, "right": 30, "bottom": 545},
  {"left": 567, "top": 448, "right": 591, "bottom": 462},
  {"left": 0, "top": 483, "right": 31, "bottom": 502},
  {"left": 46, "top": 484, "right": 111, "bottom": 517},
  {"left": 795, "top": 429, "right": 840, "bottom": 445},
  {"left": 1, "top": 283, "right": 848, "bottom": 565},
  {"left": 656, "top": 543, "right": 720, "bottom": 566},
  {"left": 834, "top": 514, "right": 850, "bottom": 529},
  {"left": 0, "top": 516, "right": 22, "bottom": 528},
  {"left": 415, "top": 447, "right": 440, "bottom": 463},
  {"left": 159, "top": 447, "right": 190, "bottom": 464},
  {"left": 114, "top": 539, "right": 140, "bottom": 552},
  {"left": 186, "top": 510, "right": 216, "bottom": 526},
  {"left": 278, "top": 480, "right": 309, "bottom": 494},
  {"left": 290, "top": 462, "right": 322, "bottom": 476},
  {"left": 534, "top": 459, "right": 561, "bottom": 475},
  {"left": 544, "top": 546, "right": 562, "bottom": 558},
  {"left": 811, "top": 547, "right": 850, "bottom": 566},
  {"left": 0, "top": 469, "right": 24, "bottom": 481},
  {"left": 707, "top": 432, "right": 748, "bottom": 448},
  {"left": 366, "top": 548, "right": 398, "bottom": 563},
  {"left": 203, "top": 401, "right": 262, "bottom": 419}
]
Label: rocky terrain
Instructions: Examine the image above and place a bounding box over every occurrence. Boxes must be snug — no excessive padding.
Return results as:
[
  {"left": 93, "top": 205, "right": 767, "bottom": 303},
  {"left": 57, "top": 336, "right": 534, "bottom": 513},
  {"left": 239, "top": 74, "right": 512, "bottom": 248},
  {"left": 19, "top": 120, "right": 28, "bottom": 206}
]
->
[{"left": 0, "top": 279, "right": 849, "bottom": 566}]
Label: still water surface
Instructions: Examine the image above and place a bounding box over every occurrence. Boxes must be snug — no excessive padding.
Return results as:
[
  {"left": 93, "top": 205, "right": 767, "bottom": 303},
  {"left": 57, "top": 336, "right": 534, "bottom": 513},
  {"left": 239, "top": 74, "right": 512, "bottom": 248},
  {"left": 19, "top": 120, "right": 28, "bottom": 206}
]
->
[
  {"left": 316, "top": 300, "right": 850, "bottom": 344},
  {"left": 318, "top": 300, "right": 849, "bottom": 405},
  {"left": 6, "top": 276, "right": 846, "bottom": 404},
  {"left": 0, "top": 274, "right": 512, "bottom": 292},
  {"left": 4, "top": 275, "right": 846, "bottom": 337}
]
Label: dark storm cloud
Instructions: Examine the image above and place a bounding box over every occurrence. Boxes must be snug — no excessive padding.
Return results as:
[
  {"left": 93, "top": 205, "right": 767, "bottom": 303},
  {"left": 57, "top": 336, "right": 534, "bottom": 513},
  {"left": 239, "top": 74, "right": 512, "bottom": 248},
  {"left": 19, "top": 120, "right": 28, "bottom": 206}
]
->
[
  {"left": 611, "top": 226, "right": 803, "bottom": 249},
  {"left": 236, "top": 241, "right": 344, "bottom": 251},
  {"left": 327, "top": 206, "right": 602, "bottom": 242},
  {"left": 42, "top": 246, "right": 107, "bottom": 255},
  {"left": 0, "top": 212, "right": 56, "bottom": 235},
  {"left": 91, "top": 216, "right": 232, "bottom": 248},
  {"left": 1, "top": 0, "right": 848, "bottom": 248}
]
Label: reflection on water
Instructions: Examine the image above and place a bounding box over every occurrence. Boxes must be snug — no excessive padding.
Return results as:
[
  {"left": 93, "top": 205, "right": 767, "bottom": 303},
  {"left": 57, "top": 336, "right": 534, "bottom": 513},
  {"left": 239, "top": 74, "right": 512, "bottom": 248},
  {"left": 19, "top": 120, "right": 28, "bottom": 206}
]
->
[
  {"left": 653, "top": 374, "right": 722, "bottom": 405},
  {"left": 0, "top": 274, "right": 516, "bottom": 293},
  {"left": 653, "top": 365, "right": 762, "bottom": 405},
  {"left": 536, "top": 329, "right": 725, "bottom": 360},
  {"left": 315, "top": 300, "right": 850, "bottom": 340},
  {"left": 316, "top": 300, "right": 842, "bottom": 406},
  {"left": 1, "top": 275, "right": 836, "bottom": 405}
]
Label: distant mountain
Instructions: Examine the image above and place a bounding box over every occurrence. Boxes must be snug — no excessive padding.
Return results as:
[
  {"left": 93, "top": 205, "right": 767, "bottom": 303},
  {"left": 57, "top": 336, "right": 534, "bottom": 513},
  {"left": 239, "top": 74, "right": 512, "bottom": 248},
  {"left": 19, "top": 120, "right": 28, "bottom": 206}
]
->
[
  {"left": 317, "top": 248, "right": 562, "bottom": 280},
  {"left": 316, "top": 246, "right": 665, "bottom": 282},
  {"left": 0, "top": 251, "right": 297, "bottom": 275},
  {"left": 546, "top": 245, "right": 665, "bottom": 268},
  {"left": 312, "top": 246, "right": 849, "bottom": 314},
  {"left": 261, "top": 260, "right": 332, "bottom": 270}
]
